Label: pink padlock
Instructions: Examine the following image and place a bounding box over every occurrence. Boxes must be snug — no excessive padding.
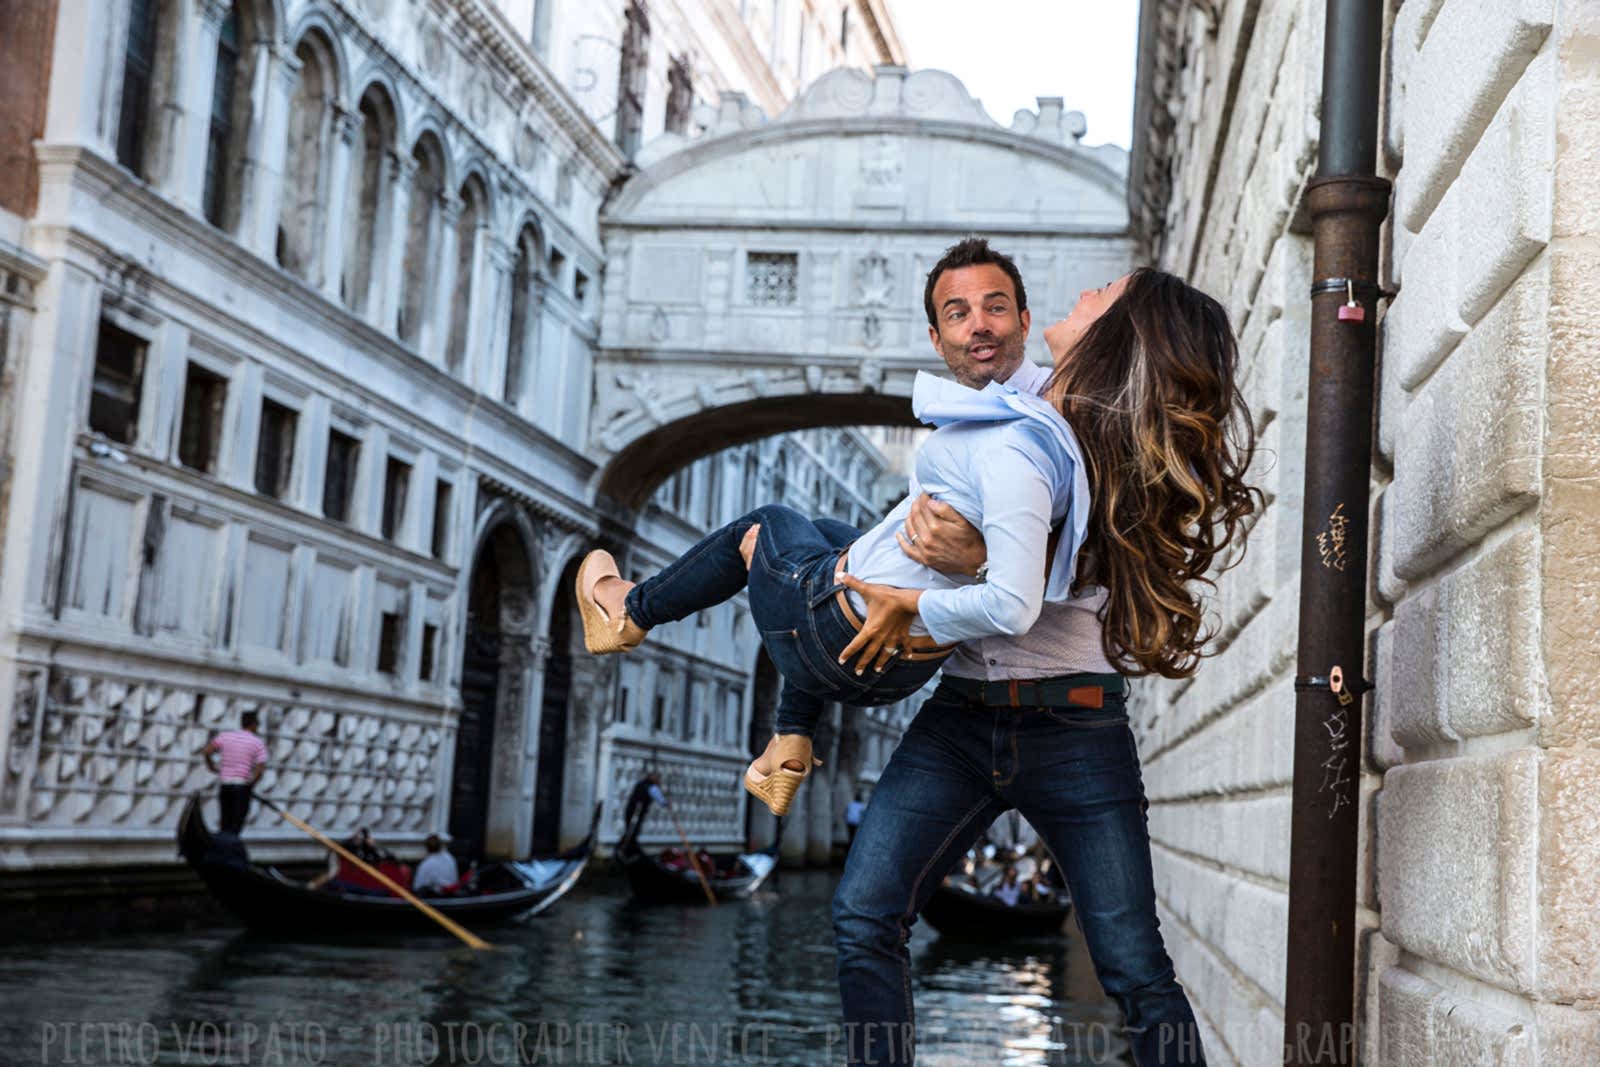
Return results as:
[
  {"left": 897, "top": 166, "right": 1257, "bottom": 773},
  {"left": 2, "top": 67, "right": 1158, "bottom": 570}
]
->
[{"left": 1337, "top": 302, "right": 1366, "bottom": 323}]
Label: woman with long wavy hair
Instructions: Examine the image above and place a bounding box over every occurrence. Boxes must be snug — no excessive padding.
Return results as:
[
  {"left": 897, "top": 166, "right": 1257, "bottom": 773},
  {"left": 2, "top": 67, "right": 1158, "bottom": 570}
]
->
[{"left": 831, "top": 249, "right": 1260, "bottom": 1067}]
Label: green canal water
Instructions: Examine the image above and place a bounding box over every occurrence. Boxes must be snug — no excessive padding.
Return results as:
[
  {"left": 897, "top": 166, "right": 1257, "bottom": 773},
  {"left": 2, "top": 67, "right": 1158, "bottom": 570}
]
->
[{"left": 0, "top": 869, "right": 1130, "bottom": 1067}]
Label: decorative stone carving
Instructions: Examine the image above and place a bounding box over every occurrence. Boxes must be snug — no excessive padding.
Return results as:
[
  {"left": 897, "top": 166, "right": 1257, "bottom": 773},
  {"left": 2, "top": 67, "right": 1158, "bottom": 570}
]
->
[
  {"left": 862, "top": 313, "right": 883, "bottom": 351},
  {"left": 420, "top": 25, "right": 447, "bottom": 78},
  {"left": 555, "top": 159, "right": 575, "bottom": 207},
  {"left": 649, "top": 306, "right": 670, "bottom": 342},
  {"left": 16, "top": 669, "right": 443, "bottom": 834},
  {"left": 854, "top": 252, "right": 893, "bottom": 307},
  {"left": 514, "top": 123, "right": 541, "bottom": 172}
]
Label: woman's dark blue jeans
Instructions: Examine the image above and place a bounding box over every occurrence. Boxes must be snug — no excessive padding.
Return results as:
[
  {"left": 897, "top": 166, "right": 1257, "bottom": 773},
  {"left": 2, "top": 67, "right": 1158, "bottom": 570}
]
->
[
  {"left": 832, "top": 680, "right": 1206, "bottom": 1066},
  {"left": 623, "top": 505, "right": 946, "bottom": 738}
]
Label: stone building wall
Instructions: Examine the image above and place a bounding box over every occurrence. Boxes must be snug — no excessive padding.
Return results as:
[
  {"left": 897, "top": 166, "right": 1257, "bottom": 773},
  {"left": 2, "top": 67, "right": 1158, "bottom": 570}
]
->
[
  {"left": 1129, "top": 0, "right": 1600, "bottom": 1062},
  {"left": 0, "top": 0, "right": 910, "bottom": 875}
]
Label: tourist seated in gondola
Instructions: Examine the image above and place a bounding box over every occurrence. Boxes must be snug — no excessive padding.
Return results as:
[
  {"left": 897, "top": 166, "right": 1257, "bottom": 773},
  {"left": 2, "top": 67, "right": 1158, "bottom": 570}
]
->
[
  {"left": 412, "top": 834, "right": 460, "bottom": 895},
  {"left": 990, "top": 866, "right": 1022, "bottom": 907},
  {"left": 307, "top": 828, "right": 410, "bottom": 895}
]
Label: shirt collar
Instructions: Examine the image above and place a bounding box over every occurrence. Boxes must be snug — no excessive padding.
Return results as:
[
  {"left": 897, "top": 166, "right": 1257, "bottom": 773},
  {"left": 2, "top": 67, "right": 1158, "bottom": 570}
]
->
[{"left": 1003, "top": 359, "right": 1051, "bottom": 397}]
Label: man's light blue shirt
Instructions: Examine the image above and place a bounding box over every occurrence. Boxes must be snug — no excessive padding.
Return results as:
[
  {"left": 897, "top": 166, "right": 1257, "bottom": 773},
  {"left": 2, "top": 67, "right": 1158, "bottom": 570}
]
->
[{"left": 845, "top": 360, "right": 1091, "bottom": 646}]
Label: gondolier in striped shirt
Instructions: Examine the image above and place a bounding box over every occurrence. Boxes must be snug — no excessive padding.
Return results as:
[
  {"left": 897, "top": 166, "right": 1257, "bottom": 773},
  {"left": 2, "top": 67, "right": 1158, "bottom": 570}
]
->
[{"left": 202, "top": 710, "right": 268, "bottom": 835}]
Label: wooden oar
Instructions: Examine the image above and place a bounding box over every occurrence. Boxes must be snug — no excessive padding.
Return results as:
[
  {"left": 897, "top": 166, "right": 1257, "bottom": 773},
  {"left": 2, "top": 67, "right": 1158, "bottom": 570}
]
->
[
  {"left": 659, "top": 791, "right": 717, "bottom": 906},
  {"left": 255, "top": 795, "right": 493, "bottom": 950}
]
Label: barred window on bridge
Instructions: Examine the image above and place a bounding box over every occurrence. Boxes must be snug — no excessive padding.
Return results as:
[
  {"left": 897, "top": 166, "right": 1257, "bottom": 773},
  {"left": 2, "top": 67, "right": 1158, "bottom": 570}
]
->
[{"left": 746, "top": 252, "right": 798, "bottom": 306}]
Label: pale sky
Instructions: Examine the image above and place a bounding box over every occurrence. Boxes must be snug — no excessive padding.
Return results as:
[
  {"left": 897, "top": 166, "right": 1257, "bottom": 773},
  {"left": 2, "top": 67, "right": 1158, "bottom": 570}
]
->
[{"left": 886, "top": 0, "right": 1140, "bottom": 149}]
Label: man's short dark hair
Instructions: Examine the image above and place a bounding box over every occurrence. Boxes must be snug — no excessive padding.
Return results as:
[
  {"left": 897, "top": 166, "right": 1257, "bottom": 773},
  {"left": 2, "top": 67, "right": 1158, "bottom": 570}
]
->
[
  {"left": 240, "top": 710, "right": 260, "bottom": 729},
  {"left": 924, "top": 237, "right": 1028, "bottom": 329},
  {"left": 425, "top": 834, "right": 443, "bottom": 852}
]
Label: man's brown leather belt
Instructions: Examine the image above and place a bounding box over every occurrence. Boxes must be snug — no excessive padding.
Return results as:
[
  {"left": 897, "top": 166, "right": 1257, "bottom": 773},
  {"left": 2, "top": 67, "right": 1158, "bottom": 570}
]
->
[
  {"left": 941, "top": 673, "right": 1126, "bottom": 709},
  {"left": 831, "top": 552, "right": 957, "bottom": 663}
]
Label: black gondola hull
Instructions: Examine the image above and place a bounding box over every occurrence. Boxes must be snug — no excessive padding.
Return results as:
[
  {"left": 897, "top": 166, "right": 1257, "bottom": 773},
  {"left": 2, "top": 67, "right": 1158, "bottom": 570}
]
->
[
  {"left": 177, "top": 794, "right": 596, "bottom": 935},
  {"left": 615, "top": 836, "right": 777, "bottom": 904},
  {"left": 920, "top": 883, "right": 1073, "bottom": 939}
]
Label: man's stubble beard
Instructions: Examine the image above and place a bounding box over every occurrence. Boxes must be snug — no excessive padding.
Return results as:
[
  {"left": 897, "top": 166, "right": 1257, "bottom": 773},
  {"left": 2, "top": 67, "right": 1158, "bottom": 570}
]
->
[{"left": 940, "top": 328, "right": 1027, "bottom": 390}]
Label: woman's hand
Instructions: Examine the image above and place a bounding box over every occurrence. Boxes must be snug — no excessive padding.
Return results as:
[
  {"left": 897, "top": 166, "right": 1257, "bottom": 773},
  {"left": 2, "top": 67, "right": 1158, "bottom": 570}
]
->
[
  {"left": 836, "top": 575, "right": 921, "bottom": 677},
  {"left": 898, "top": 494, "right": 988, "bottom": 578}
]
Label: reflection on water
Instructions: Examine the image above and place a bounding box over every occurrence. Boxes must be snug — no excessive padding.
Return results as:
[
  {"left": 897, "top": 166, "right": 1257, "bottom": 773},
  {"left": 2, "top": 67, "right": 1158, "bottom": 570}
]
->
[{"left": 0, "top": 870, "right": 1130, "bottom": 1067}]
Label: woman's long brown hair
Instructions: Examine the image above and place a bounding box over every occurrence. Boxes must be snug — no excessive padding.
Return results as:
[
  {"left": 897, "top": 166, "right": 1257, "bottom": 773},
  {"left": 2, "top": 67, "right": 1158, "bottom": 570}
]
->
[{"left": 1046, "top": 268, "right": 1263, "bottom": 678}]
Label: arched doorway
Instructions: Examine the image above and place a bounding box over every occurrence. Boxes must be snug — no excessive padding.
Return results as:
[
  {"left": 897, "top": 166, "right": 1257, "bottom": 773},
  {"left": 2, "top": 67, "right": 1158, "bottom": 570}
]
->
[
  {"left": 450, "top": 520, "right": 535, "bottom": 861},
  {"left": 530, "top": 557, "right": 578, "bottom": 854}
]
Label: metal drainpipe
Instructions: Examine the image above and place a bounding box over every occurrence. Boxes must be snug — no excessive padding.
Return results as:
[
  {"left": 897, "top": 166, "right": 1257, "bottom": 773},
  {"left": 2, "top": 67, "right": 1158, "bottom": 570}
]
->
[{"left": 1283, "top": 0, "right": 1390, "bottom": 1063}]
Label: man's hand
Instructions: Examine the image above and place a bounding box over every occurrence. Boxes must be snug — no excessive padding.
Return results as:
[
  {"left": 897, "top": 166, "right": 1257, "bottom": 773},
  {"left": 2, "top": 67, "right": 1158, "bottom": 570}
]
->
[
  {"left": 897, "top": 494, "right": 988, "bottom": 578},
  {"left": 837, "top": 576, "right": 920, "bottom": 676}
]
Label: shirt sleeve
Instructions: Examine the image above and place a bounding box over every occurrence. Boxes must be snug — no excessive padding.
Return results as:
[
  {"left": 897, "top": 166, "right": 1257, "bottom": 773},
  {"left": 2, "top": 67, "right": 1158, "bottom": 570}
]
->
[{"left": 916, "top": 436, "right": 1064, "bottom": 645}]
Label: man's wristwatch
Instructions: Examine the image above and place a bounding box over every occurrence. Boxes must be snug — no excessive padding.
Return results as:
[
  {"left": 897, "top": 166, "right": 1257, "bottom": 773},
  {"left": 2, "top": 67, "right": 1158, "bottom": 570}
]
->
[{"left": 974, "top": 561, "right": 990, "bottom": 583}]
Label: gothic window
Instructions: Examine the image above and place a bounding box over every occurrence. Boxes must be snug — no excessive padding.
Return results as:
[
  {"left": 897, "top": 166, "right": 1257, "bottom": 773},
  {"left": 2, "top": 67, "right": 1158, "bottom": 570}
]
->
[
  {"left": 322, "top": 428, "right": 359, "bottom": 522},
  {"left": 177, "top": 362, "right": 227, "bottom": 473},
  {"left": 665, "top": 55, "right": 693, "bottom": 135},
  {"left": 116, "top": 0, "right": 163, "bottom": 175},
  {"left": 504, "top": 223, "right": 542, "bottom": 404},
  {"left": 342, "top": 87, "right": 394, "bottom": 314},
  {"left": 446, "top": 176, "right": 486, "bottom": 374},
  {"left": 253, "top": 397, "right": 296, "bottom": 498},
  {"left": 277, "top": 36, "right": 335, "bottom": 284},
  {"left": 573, "top": 269, "right": 589, "bottom": 307},
  {"left": 381, "top": 455, "right": 410, "bottom": 541},
  {"left": 614, "top": 1, "right": 651, "bottom": 157},
  {"left": 398, "top": 134, "right": 445, "bottom": 346},
  {"left": 746, "top": 252, "right": 798, "bottom": 306},
  {"left": 202, "top": 3, "right": 254, "bottom": 229},
  {"left": 89, "top": 321, "right": 146, "bottom": 443}
]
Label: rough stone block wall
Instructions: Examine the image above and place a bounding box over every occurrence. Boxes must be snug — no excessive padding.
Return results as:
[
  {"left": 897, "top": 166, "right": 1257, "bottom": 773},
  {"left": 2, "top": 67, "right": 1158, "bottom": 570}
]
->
[{"left": 1133, "top": 0, "right": 1600, "bottom": 1062}]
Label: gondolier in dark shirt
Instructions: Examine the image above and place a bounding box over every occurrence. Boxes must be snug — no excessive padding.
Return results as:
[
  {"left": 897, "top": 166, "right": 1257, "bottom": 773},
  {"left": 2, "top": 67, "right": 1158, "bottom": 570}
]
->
[{"left": 622, "top": 771, "right": 670, "bottom": 840}]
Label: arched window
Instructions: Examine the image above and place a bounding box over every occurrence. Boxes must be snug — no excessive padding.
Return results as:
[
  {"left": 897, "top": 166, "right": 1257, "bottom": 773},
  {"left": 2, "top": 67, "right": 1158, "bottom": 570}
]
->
[
  {"left": 202, "top": 1, "right": 263, "bottom": 231},
  {"left": 503, "top": 223, "right": 542, "bottom": 403},
  {"left": 342, "top": 86, "right": 394, "bottom": 314},
  {"left": 277, "top": 36, "right": 334, "bottom": 283},
  {"left": 398, "top": 134, "right": 445, "bottom": 346},
  {"left": 446, "top": 175, "right": 486, "bottom": 374}
]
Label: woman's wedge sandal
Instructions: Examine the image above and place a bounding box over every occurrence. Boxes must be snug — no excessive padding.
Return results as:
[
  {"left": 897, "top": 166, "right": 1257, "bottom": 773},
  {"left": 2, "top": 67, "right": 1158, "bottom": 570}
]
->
[
  {"left": 743, "top": 734, "right": 823, "bottom": 817},
  {"left": 576, "top": 550, "right": 648, "bottom": 654}
]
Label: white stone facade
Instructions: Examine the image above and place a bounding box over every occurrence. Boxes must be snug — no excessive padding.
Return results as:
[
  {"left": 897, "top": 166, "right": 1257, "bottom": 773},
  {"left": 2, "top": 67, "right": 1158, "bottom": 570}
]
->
[
  {"left": 0, "top": 0, "right": 914, "bottom": 872},
  {"left": 1129, "top": 0, "right": 1600, "bottom": 1062}
]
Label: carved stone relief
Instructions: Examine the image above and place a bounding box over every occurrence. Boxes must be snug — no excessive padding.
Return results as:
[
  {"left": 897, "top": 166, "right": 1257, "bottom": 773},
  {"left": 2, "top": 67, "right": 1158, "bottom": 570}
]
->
[{"left": 15, "top": 668, "right": 443, "bottom": 834}]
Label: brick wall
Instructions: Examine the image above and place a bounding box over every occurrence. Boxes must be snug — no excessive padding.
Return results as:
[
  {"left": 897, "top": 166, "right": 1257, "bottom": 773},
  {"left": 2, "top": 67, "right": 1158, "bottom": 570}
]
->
[
  {"left": 1130, "top": 0, "right": 1600, "bottom": 1062},
  {"left": 0, "top": 0, "right": 58, "bottom": 218}
]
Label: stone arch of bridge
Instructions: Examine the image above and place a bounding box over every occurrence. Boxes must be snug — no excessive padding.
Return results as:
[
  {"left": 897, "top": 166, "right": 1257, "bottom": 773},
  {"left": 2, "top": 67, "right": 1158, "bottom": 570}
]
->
[{"left": 593, "top": 65, "right": 1135, "bottom": 508}]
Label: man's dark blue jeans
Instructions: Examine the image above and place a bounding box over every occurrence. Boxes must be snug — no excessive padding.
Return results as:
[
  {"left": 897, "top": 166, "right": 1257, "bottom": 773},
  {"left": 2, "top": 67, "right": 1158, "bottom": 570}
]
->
[
  {"left": 624, "top": 505, "right": 948, "bottom": 738},
  {"left": 833, "top": 679, "right": 1206, "bottom": 1066}
]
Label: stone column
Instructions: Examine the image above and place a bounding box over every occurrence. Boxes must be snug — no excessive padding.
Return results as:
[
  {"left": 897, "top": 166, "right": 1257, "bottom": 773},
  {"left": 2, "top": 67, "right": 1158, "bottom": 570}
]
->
[
  {"left": 44, "top": 0, "right": 125, "bottom": 152},
  {"left": 375, "top": 150, "right": 414, "bottom": 334},
  {"left": 242, "top": 43, "right": 297, "bottom": 257},
  {"left": 319, "top": 104, "right": 361, "bottom": 302},
  {"left": 424, "top": 193, "right": 461, "bottom": 366},
  {"left": 452, "top": 216, "right": 490, "bottom": 383},
  {"left": 171, "top": 0, "right": 229, "bottom": 212},
  {"left": 479, "top": 234, "right": 517, "bottom": 398}
]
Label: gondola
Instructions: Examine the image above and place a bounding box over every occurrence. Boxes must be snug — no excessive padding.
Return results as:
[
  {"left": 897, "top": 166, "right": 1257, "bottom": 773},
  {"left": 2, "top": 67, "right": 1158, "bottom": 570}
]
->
[
  {"left": 177, "top": 792, "right": 600, "bottom": 935},
  {"left": 920, "top": 867, "right": 1073, "bottom": 940},
  {"left": 614, "top": 829, "right": 778, "bottom": 904}
]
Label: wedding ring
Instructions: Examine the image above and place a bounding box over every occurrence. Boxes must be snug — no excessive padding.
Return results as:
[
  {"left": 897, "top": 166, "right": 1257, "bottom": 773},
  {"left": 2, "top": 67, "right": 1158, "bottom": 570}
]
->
[
  {"left": 885, "top": 646, "right": 900, "bottom": 656},
  {"left": 907, "top": 532, "right": 919, "bottom": 546}
]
